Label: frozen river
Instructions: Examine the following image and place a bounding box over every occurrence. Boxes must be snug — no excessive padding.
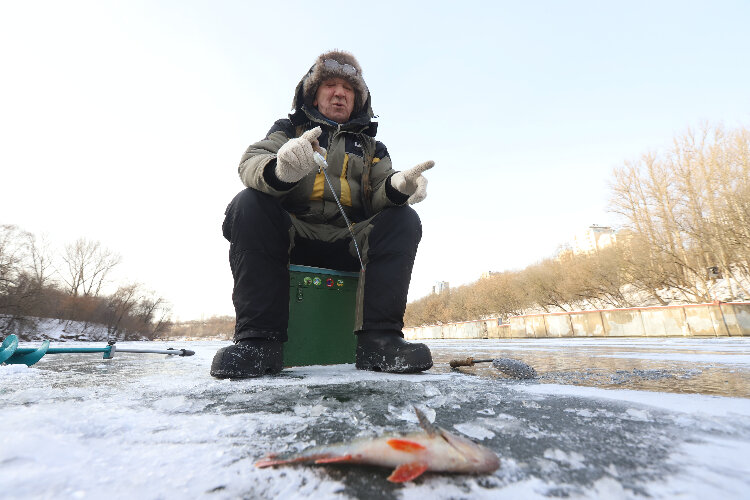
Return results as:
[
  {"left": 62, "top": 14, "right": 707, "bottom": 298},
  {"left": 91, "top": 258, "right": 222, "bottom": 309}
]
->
[{"left": 2, "top": 338, "right": 750, "bottom": 499}]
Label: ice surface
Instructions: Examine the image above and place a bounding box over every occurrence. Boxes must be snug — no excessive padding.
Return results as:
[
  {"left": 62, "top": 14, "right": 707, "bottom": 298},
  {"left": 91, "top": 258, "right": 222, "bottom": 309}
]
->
[{"left": 1, "top": 338, "right": 749, "bottom": 499}]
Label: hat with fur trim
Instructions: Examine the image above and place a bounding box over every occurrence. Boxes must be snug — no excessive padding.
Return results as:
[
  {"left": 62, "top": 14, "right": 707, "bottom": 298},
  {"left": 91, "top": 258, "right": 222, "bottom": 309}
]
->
[{"left": 297, "top": 50, "right": 368, "bottom": 114}]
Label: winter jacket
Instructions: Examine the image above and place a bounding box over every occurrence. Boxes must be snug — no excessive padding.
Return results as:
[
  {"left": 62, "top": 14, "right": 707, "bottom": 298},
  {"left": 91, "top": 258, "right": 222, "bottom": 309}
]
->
[{"left": 237, "top": 78, "right": 407, "bottom": 227}]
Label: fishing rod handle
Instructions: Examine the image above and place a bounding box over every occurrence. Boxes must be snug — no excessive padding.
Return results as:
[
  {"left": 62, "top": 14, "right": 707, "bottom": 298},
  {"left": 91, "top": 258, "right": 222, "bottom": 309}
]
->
[
  {"left": 449, "top": 357, "right": 476, "bottom": 367},
  {"left": 170, "top": 348, "right": 195, "bottom": 356}
]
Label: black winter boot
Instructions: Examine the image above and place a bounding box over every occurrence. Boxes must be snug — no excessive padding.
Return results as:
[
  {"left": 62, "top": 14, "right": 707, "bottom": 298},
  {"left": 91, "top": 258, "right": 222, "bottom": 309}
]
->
[
  {"left": 210, "top": 339, "right": 283, "bottom": 379},
  {"left": 355, "top": 330, "right": 433, "bottom": 373}
]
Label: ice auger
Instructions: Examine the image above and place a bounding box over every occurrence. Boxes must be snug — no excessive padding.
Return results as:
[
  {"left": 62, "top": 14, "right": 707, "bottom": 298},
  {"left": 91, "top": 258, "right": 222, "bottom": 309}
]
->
[{"left": 0, "top": 334, "right": 194, "bottom": 367}]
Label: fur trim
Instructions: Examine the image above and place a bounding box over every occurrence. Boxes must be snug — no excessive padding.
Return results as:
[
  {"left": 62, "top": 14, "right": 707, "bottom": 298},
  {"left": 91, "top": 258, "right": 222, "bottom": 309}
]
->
[{"left": 297, "top": 50, "right": 368, "bottom": 114}]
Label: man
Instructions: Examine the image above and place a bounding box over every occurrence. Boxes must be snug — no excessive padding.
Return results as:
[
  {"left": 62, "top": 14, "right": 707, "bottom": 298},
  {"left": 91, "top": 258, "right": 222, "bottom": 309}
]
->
[{"left": 211, "top": 50, "right": 434, "bottom": 378}]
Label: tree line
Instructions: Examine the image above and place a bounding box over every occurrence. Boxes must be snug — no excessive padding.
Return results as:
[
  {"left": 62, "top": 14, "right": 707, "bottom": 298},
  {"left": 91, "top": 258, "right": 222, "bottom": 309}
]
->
[
  {"left": 166, "top": 315, "right": 235, "bottom": 340},
  {"left": 0, "top": 226, "right": 171, "bottom": 340},
  {"left": 405, "top": 123, "right": 750, "bottom": 327}
]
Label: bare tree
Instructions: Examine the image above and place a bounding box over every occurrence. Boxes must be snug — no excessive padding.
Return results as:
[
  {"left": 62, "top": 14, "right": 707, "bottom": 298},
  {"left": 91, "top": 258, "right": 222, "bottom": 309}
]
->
[
  {"left": 104, "top": 283, "right": 142, "bottom": 339},
  {"left": 0, "top": 226, "right": 176, "bottom": 339},
  {"left": 26, "top": 232, "right": 54, "bottom": 290},
  {"left": 0, "top": 225, "right": 34, "bottom": 322},
  {"left": 609, "top": 123, "right": 750, "bottom": 302},
  {"left": 60, "top": 238, "right": 121, "bottom": 297},
  {"left": 132, "top": 290, "right": 172, "bottom": 339},
  {"left": 0, "top": 225, "right": 27, "bottom": 290}
]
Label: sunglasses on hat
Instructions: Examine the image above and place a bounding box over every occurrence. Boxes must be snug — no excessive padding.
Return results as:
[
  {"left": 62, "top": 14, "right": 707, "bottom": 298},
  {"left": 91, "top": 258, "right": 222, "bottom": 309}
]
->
[{"left": 323, "top": 59, "right": 358, "bottom": 76}]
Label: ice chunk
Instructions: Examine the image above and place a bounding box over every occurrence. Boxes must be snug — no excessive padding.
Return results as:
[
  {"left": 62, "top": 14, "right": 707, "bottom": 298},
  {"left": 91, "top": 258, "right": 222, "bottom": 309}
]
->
[
  {"left": 625, "top": 408, "right": 651, "bottom": 421},
  {"left": 453, "top": 422, "right": 495, "bottom": 440},
  {"left": 423, "top": 385, "right": 441, "bottom": 397},
  {"left": 543, "top": 448, "right": 586, "bottom": 469},
  {"left": 0, "top": 364, "right": 30, "bottom": 374},
  {"left": 390, "top": 404, "right": 435, "bottom": 424}
]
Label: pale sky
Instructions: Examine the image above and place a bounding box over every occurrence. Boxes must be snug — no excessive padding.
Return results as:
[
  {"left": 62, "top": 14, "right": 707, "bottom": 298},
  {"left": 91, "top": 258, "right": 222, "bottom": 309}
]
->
[{"left": 2, "top": 1, "right": 749, "bottom": 320}]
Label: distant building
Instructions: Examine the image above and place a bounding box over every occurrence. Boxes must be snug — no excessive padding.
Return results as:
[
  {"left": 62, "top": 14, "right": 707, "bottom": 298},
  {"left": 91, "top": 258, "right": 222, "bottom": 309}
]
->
[
  {"left": 572, "top": 225, "right": 616, "bottom": 255},
  {"left": 480, "top": 271, "right": 498, "bottom": 280},
  {"left": 432, "top": 281, "right": 450, "bottom": 294},
  {"left": 555, "top": 243, "right": 574, "bottom": 260}
]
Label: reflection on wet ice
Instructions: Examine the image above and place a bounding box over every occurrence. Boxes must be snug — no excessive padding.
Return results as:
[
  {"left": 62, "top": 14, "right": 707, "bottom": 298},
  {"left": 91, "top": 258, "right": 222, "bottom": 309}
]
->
[{"left": 427, "top": 338, "right": 750, "bottom": 397}]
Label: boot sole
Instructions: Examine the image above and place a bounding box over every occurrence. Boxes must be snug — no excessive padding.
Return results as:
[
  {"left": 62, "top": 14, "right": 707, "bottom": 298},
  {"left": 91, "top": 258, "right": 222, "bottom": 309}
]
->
[
  {"left": 210, "top": 344, "right": 283, "bottom": 379},
  {"left": 210, "top": 367, "right": 281, "bottom": 379},
  {"left": 355, "top": 354, "right": 433, "bottom": 374}
]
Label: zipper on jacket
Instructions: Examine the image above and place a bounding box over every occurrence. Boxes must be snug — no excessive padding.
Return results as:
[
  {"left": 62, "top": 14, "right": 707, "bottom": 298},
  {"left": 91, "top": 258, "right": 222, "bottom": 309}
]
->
[{"left": 322, "top": 124, "right": 342, "bottom": 222}]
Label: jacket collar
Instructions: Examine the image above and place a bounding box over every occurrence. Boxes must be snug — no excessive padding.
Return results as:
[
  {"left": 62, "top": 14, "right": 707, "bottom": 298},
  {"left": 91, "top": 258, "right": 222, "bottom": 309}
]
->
[{"left": 289, "top": 105, "right": 378, "bottom": 137}]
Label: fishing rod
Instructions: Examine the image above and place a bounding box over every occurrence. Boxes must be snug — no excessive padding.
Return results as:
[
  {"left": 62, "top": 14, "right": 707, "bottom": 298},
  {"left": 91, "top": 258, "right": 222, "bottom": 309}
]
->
[
  {"left": 449, "top": 356, "right": 538, "bottom": 379},
  {"left": 0, "top": 334, "right": 195, "bottom": 367}
]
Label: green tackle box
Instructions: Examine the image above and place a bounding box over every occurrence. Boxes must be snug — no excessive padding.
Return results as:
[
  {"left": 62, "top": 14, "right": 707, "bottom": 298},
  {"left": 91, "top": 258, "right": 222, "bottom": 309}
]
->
[{"left": 284, "top": 264, "right": 360, "bottom": 367}]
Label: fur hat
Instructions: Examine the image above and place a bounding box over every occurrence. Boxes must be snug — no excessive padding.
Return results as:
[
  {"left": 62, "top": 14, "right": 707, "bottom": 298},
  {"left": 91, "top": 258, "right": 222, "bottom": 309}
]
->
[{"left": 299, "top": 50, "right": 368, "bottom": 114}]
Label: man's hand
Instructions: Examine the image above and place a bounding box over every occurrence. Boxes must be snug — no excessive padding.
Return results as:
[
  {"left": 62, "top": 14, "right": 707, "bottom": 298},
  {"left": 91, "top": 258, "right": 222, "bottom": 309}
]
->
[
  {"left": 275, "top": 127, "right": 323, "bottom": 183},
  {"left": 390, "top": 161, "right": 434, "bottom": 205}
]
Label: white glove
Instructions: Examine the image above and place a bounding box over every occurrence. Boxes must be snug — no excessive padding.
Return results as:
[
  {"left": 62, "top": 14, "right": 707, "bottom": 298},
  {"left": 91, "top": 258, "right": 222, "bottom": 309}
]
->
[
  {"left": 275, "top": 127, "right": 323, "bottom": 183},
  {"left": 390, "top": 160, "right": 434, "bottom": 205}
]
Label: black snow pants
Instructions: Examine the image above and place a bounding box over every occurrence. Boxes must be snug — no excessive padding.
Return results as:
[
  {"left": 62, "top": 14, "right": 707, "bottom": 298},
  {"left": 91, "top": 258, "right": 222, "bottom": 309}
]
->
[{"left": 222, "top": 188, "right": 422, "bottom": 343}]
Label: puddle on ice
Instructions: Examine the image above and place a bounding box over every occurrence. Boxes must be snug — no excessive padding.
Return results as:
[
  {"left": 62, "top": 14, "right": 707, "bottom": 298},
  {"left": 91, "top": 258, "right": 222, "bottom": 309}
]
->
[
  {"left": 1, "top": 338, "right": 749, "bottom": 499},
  {"left": 427, "top": 337, "right": 750, "bottom": 398}
]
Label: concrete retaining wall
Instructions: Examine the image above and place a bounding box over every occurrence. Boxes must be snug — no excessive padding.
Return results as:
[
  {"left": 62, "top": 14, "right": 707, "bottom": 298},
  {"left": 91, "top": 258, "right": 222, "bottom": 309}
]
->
[
  {"left": 545, "top": 314, "right": 574, "bottom": 337},
  {"left": 404, "top": 302, "right": 750, "bottom": 340}
]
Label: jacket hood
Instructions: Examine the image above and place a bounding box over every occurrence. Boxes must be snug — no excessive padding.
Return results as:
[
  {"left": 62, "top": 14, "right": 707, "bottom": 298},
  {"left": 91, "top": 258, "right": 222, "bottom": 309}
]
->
[{"left": 289, "top": 50, "right": 376, "bottom": 135}]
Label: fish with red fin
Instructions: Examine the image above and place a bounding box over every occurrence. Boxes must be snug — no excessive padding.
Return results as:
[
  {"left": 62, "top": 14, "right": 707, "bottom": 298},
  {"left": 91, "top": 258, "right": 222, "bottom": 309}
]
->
[{"left": 255, "top": 407, "right": 500, "bottom": 482}]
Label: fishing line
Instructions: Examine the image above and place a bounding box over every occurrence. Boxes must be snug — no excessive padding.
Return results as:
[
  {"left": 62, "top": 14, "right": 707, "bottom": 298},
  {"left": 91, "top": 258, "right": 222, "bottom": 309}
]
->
[{"left": 313, "top": 151, "right": 365, "bottom": 271}]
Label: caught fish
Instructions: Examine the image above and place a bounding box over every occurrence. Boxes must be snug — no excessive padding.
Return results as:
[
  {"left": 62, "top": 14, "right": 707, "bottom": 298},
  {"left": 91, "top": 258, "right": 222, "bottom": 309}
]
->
[{"left": 255, "top": 408, "right": 500, "bottom": 483}]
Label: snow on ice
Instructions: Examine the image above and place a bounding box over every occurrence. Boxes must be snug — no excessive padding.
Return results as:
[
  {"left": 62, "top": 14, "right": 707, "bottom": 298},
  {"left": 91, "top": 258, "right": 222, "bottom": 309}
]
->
[{"left": 1, "top": 337, "right": 750, "bottom": 499}]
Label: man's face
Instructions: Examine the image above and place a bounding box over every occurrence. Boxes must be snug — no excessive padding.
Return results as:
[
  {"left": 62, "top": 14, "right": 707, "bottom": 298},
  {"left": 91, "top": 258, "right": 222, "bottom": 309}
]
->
[{"left": 313, "top": 77, "right": 356, "bottom": 123}]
